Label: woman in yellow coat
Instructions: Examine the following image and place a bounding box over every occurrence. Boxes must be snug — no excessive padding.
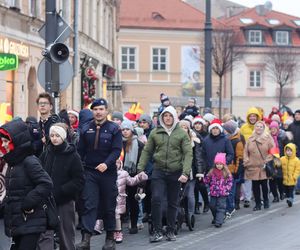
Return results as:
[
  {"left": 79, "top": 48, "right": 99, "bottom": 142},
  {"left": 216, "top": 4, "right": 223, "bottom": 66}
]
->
[{"left": 280, "top": 143, "right": 300, "bottom": 207}]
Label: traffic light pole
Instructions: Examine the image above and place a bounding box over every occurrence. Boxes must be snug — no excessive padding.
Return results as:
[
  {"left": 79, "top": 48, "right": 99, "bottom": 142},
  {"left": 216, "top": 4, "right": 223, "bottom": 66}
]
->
[
  {"left": 204, "top": 0, "right": 212, "bottom": 108},
  {"left": 45, "top": 0, "right": 59, "bottom": 113}
]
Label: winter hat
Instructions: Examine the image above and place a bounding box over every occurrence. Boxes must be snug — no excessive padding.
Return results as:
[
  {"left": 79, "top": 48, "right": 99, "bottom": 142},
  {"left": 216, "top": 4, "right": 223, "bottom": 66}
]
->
[
  {"left": 269, "top": 121, "right": 279, "bottom": 129},
  {"left": 134, "top": 127, "right": 144, "bottom": 137},
  {"left": 294, "top": 109, "right": 300, "bottom": 116},
  {"left": 208, "top": 119, "right": 223, "bottom": 133},
  {"left": 120, "top": 120, "right": 134, "bottom": 131},
  {"left": 203, "top": 113, "right": 216, "bottom": 124},
  {"left": 50, "top": 124, "right": 67, "bottom": 141},
  {"left": 91, "top": 98, "right": 108, "bottom": 109},
  {"left": 271, "top": 114, "right": 281, "bottom": 123},
  {"left": 112, "top": 111, "right": 124, "bottom": 122},
  {"left": 138, "top": 114, "right": 152, "bottom": 124},
  {"left": 192, "top": 116, "right": 206, "bottom": 127},
  {"left": 214, "top": 153, "right": 226, "bottom": 165},
  {"left": 68, "top": 110, "right": 79, "bottom": 119},
  {"left": 160, "top": 93, "right": 169, "bottom": 103},
  {"left": 223, "top": 120, "right": 238, "bottom": 135},
  {"left": 179, "top": 120, "right": 191, "bottom": 130}
]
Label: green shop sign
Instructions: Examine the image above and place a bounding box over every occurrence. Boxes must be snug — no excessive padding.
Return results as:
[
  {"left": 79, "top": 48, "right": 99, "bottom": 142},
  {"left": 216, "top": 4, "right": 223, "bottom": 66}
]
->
[{"left": 0, "top": 53, "right": 18, "bottom": 71}]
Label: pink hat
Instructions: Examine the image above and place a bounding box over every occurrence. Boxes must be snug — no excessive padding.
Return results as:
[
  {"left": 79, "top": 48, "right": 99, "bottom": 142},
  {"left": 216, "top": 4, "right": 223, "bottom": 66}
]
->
[
  {"left": 208, "top": 119, "right": 223, "bottom": 133},
  {"left": 269, "top": 121, "right": 279, "bottom": 129},
  {"left": 214, "top": 153, "right": 226, "bottom": 165}
]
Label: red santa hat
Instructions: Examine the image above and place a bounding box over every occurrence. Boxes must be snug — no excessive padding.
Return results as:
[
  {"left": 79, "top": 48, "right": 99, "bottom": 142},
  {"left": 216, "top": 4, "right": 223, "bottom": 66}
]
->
[
  {"left": 67, "top": 110, "right": 79, "bottom": 119},
  {"left": 208, "top": 119, "right": 223, "bottom": 133},
  {"left": 192, "top": 116, "right": 206, "bottom": 127}
]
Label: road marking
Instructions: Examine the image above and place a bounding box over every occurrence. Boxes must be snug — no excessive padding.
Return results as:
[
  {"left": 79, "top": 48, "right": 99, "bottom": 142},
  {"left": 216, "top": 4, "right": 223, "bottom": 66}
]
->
[{"left": 145, "top": 199, "right": 300, "bottom": 250}]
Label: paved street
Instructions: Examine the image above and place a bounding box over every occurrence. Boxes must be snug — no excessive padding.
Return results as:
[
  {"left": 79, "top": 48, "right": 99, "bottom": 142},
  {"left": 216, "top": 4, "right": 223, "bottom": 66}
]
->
[{"left": 1, "top": 199, "right": 300, "bottom": 250}]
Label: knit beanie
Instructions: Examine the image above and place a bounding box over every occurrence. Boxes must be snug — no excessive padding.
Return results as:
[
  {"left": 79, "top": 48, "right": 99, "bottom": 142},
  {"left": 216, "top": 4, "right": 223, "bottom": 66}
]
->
[
  {"left": 160, "top": 93, "right": 169, "bottom": 104},
  {"left": 269, "top": 121, "right": 279, "bottom": 129},
  {"left": 208, "top": 119, "right": 223, "bottom": 133},
  {"left": 120, "top": 120, "right": 134, "bottom": 131},
  {"left": 179, "top": 120, "right": 191, "bottom": 130},
  {"left": 192, "top": 116, "right": 206, "bottom": 127},
  {"left": 138, "top": 114, "right": 152, "bottom": 124},
  {"left": 203, "top": 113, "right": 216, "bottom": 124},
  {"left": 271, "top": 114, "right": 281, "bottom": 123},
  {"left": 222, "top": 120, "right": 238, "bottom": 135},
  {"left": 50, "top": 124, "right": 67, "bottom": 141},
  {"left": 112, "top": 111, "right": 124, "bottom": 122},
  {"left": 68, "top": 110, "right": 79, "bottom": 119},
  {"left": 214, "top": 153, "right": 226, "bottom": 165}
]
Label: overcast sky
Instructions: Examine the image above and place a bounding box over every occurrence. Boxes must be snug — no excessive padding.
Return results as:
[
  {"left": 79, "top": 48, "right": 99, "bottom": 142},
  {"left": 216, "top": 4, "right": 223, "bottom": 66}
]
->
[{"left": 229, "top": 0, "right": 300, "bottom": 17}]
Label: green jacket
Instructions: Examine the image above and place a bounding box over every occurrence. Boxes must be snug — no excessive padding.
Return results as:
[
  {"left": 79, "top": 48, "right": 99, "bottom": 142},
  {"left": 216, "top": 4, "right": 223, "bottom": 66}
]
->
[{"left": 137, "top": 124, "right": 193, "bottom": 177}]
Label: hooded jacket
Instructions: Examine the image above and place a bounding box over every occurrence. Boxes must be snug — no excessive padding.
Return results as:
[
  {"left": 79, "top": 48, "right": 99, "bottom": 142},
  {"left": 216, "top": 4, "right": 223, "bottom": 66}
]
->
[
  {"left": 138, "top": 106, "right": 193, "bottom": 177},
  {"left": 287, "top": 119, "right": 300, "bottom": 157},
  {"left": 2, "top": 120, "right": 52, "bottom": 237},
  {"left": 280, "top": 143, "right": 300, "bottom": 186},
  {"left": 240, "top": 107, "right": 261, "bottom": 141},
  {"left": 40, "top": 142, "right": 84, "bottom": 205}
]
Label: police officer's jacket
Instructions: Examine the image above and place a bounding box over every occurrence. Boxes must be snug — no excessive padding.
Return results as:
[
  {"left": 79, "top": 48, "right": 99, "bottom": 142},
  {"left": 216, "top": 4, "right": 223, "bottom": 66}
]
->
[{"left": 78, "top": 119, "right": 122, "bottom": 173}]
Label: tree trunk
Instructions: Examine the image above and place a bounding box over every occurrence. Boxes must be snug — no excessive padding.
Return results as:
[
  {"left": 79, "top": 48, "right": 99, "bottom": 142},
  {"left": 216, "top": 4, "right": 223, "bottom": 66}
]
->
[
  {"left": 279, "top": 85, "right": 283, "bottom": 110},
  {"left": 218, "top": 76, "right": 222, "bottom": 119}
]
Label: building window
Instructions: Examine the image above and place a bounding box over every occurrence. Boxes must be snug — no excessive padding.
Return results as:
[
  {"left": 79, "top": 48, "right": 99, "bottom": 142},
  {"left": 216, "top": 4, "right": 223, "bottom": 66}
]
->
[
  {"left": 276, "top": 31, "right": 289, "bottom": 45},
  {"left": 121, "top": 47, "right": 136, "bottom": 70},
  {"left": 152, "top": 48, "right": 167, "bottom": 71},
  {"left": 248, "top": 30, "right": 262, "bottom": 45},
  {"left": 7, "top": 0, "right": 20, "bottom": 10},
  {"left": 30, "top": 0, "right": 37, "bottom": 16},
  {"left": 249, "top": 71, "right": 261, "bottom": 88}
]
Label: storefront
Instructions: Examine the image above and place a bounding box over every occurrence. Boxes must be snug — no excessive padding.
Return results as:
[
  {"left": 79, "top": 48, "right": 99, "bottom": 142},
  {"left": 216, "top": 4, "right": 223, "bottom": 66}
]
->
[{"left": 0, "top": 36, "right": 29, "bottom": 122}]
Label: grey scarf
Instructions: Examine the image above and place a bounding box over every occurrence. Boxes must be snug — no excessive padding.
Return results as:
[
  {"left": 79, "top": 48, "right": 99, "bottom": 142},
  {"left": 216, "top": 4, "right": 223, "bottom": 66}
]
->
[{"left": 123, "top": 135, "right": 139, "bottom": 174}]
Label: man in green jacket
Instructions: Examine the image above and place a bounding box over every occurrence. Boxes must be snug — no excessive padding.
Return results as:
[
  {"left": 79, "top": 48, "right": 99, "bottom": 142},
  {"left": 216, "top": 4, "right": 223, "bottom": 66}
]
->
[{"left": 138, "top": 106, "right": 193, "bottom": 243}]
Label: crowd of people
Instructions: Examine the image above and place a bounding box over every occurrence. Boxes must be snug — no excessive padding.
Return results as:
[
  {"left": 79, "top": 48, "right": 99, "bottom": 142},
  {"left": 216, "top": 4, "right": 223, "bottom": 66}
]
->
[{"left": 0, "top": 92, "right": 300, "bottom": 250}]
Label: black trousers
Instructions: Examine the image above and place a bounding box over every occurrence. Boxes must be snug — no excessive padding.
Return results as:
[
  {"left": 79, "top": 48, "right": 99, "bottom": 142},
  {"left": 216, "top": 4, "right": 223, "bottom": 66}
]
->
[
  {"left": 252, "top": 179, "right": 269, "bottom": 207},
  {"left": 195, "top": 180, "right": 209, "bottom": 205},
  {"left": 12, "top": 233, "right": 41, "bottom": 250},
  {"left": 269, "top": 178, "right": 284, "bottom": 198},
  {"left": 126, "top": 185, "right": 139, "bottom": 229},
  {"left": 151, "top": 169, "right": 181, "bottom": 232},
  {"left": 143, "top": 179, "right": 152, "bottom": 214},
  {"left": 284, "top": 185, "right": 295, "bottom": 200}
]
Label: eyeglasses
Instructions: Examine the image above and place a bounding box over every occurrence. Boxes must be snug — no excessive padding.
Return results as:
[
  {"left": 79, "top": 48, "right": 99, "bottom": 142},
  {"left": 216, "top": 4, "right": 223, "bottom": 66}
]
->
[{"left": 38, "top": 102, "right": 50, "bottom": 106}]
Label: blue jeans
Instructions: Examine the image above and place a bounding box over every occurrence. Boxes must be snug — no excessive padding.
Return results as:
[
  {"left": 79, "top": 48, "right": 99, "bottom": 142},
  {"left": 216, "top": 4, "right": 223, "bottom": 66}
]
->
[
  {"left": 226, "top": 179, "right": 237, "bottom": 213},
  {"left": 296, "top": 177, "right": 300, "bottom": 191}
]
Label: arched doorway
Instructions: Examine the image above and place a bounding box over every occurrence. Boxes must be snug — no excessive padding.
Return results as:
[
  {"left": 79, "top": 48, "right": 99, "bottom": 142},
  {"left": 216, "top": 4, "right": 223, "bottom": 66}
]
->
[{"left": 27, "top": 67, "right": 38, "bottom": 117}]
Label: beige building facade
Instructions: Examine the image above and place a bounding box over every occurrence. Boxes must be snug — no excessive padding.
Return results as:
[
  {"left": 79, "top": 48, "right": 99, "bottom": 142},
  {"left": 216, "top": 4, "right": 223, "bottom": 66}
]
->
[{"left": 0, "top": 0, "right": 118, "bottom": 121}]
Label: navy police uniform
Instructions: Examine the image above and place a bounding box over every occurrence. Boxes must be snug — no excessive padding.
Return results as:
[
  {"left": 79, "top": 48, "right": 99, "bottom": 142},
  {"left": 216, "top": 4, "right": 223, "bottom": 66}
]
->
[{"left": 78, "top": 117, "right": 122, "bottom": 233}]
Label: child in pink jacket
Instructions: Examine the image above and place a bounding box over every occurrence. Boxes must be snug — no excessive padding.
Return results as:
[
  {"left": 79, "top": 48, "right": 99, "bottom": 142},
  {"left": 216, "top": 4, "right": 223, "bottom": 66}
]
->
[
  {"left": 114, "top": 159, "right": 148, "bottom": 243},
  {"left": 204, "top": 153, "right": 233, "bottom": 228}
]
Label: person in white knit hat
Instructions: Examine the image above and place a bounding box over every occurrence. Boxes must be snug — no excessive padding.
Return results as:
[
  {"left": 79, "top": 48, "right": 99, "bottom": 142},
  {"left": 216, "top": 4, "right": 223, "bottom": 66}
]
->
[{"left": 38, "top": 122, "right": 84, "bottom": 250}]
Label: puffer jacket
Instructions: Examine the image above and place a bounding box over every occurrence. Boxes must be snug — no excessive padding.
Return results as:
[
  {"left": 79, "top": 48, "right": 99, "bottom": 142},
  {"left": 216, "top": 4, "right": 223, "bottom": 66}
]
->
[
  {"left": 280, "top": 143, "right": 300, "bottom": 186},
  {"left": 228, "top": 132, "right": 244, "bottom": 177},
  {"left": 2, "top": 120, "right": 52, "bottom": 237},
  {"left": 204, "top": 169, "right": 233, "bottom": 197},
  {"left": 138, "top": 106, "right": 193, "bottom": 177},
  {"left": 240, "top": 107, "right": 262, "bottom": 141},
  {"left": 116, "top": 169, "right": 148, "bottom": 215}
]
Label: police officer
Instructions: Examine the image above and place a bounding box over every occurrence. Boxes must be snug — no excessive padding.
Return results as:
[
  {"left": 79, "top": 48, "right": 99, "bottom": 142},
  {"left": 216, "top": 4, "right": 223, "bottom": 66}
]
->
[{"left": 76, "top": 98, "right": 122, "bottom": 250}]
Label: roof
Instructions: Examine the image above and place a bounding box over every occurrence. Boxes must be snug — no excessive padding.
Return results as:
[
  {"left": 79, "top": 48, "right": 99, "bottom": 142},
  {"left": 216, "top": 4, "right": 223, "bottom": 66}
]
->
[
  {"left": 119, "top": 0, "right": 225, "bottom": 31},
  {"left": 222, "top": 8, "right": 300, "bottom": 46}
]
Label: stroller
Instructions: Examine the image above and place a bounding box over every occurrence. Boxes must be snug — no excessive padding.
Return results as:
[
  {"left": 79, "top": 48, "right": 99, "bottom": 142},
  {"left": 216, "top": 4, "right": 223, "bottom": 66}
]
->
[{"left": 177, "top": 182, "right": 195, "bottom": 231}]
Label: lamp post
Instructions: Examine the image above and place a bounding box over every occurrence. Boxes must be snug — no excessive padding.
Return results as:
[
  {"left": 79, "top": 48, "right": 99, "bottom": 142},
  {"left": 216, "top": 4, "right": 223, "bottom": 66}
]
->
[{"left": 204, "top": 0, "right": 212, "bottom": 108}]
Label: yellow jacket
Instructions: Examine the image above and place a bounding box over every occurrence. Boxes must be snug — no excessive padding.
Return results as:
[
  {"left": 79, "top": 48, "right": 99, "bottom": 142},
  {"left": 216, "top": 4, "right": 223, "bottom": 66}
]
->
[
  {"left": 280, "top": 143, "right": 300, "bottom": 186},
  {"left": 240, "top": 107, "right": 261, "bottom": 141}
]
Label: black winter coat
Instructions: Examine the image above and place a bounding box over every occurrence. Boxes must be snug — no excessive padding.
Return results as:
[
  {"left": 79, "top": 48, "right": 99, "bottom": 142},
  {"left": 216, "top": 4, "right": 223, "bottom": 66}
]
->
[
  {"left": 287, "top": 121, "right": 300, "bottom": 157},
  {"left": 40, "top": 142, "right": 84, "bottom": 206},
  {"left": 2, "top": 120, "right": 53, "bottom": 237}
]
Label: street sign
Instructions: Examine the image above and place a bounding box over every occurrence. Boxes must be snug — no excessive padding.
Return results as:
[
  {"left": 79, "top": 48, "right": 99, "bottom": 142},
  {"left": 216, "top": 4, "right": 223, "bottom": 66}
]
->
[
  {"left": 37, "top": 58, "right": 73, "bottom": 91},
  {"left": 107, "top": 85, "right": 122, "bottom": 91},
  {"left": 0, "top": 53, "right": 18, "bottom": 71},
  {"left": 38, "top": 14, "right": 72, "bottom": 43}
]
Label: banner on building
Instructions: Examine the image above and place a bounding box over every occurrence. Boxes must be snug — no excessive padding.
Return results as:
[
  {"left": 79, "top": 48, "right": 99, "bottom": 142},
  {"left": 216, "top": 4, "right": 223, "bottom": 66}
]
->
[{"left": 181, "top": 46, "right": 203, "bottom": 97}]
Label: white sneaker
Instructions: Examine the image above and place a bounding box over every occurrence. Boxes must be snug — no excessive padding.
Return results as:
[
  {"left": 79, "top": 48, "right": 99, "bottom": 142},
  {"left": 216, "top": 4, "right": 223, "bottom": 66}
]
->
[{"left": 137, "top": 223, "right": 144, "bottom": 230}]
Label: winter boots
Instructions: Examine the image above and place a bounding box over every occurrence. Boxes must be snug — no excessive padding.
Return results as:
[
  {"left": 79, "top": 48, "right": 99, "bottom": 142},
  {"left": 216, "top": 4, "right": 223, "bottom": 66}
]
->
[
  {"left": 76, "top": 232, "right": 92, "bottom": 250},
  {"left": 102, "top": 231, "right": 116, "bottom": 250}
]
